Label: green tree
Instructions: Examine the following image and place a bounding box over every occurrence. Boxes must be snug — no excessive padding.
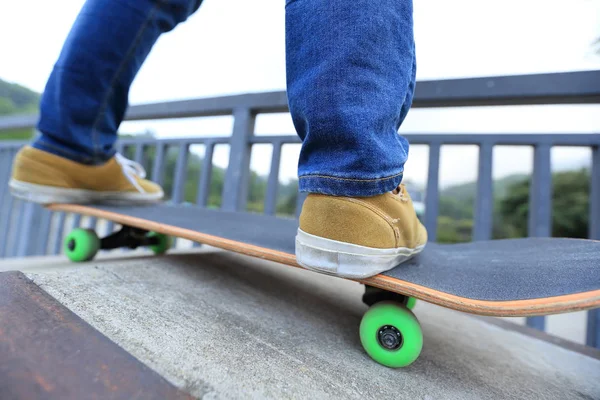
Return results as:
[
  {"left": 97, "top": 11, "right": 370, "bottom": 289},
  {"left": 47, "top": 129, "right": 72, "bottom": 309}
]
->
[
  {"left": 246, "top": 171, "right": 268, "bottom": 213},
  {"left": 438, "top": 195, "right": 473, "bottom": 221},
  {"left": 0, "top": 128, "right": 35, "bottom": 140},
  {"left": 550, "top": 169, "right": 590, "bottom": 238},
  {"left": 0, "top": 78, "right": 39, "bottom": 114},
  {"left": 498, "top": 169, "right": 590, "bottom": 238},
  {"left": 0, "top": 78, "right": 40, "bottom": 141},
  {"left": 276, "top": 180, "right": 299, "bottom": 217},
  {"left": 437, "top": 216, "right": 473, "bottom": 243},
  {"left": 0, "top": 98, "right": 17, "bottom": 115},
  {"left": 496, "top": 177, "right": 531, "bottom": 237}
]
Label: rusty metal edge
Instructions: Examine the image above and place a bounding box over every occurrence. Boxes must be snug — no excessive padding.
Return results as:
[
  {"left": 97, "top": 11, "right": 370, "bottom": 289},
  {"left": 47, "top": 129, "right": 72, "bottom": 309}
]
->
[{"left": 0, "top": 271, "right": 196, "bottom": 400}]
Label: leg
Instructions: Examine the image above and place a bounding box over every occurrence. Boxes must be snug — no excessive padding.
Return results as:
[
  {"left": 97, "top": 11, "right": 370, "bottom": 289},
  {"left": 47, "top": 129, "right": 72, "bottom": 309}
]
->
[
  {"left": 287, "top": 3, "right": 425, "bottom": 367},
  {"left": 287, "top": 0, "right": 427, "bottom": 278},
  {"left": 286, "top": 0, "right": 416, "bottom": 196},
  {"left": 10, "top": 0, "right": 203, "bottom": 204},
  {"left": 35, "top": 0, "right": 203, "bottom": 164}
]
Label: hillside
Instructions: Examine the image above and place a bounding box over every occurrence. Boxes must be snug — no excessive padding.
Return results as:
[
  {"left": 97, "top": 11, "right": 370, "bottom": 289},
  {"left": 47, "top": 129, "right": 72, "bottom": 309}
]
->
[
  {"left": 0, "top": 78, "right": 39, "bottom": 115},
  {"left": 0, "top": 77, "right": 40, "bottom": 140},
  {"left": 440, "top": 173, "right": 528, "bottom": 202}
]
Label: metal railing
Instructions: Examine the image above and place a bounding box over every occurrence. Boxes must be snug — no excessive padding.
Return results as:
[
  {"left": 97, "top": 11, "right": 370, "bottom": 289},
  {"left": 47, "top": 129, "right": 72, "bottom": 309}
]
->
[{"left": 1, "top": 70, "right": 599, "bottom": 347}]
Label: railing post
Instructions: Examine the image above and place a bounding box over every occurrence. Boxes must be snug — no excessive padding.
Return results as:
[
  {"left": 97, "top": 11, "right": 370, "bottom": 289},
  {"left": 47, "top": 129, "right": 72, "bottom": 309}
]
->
[
  {"left": 0, "top": 150, "right": 13, "bottom": 252},
  {"left": 527, "top": 144, "right": 552, "bottom": 238},
  {"left": 36, "top": 209, "right": 53, "bottom": 255},
  {"left": 222, "top": 108, "right": 255, "bottom": 211},
  {"left": 196, "top": 142, "right": 215, "bottom": 207},
  {"left": 0, "top": 150, "right": 17, "bottom": 236},
  {"left": 151, "top": 143, "right": 166, "bottom": 186},
  {"left": 16, "top": 202, "right": 46, "bottom": 257},
  {"left": 473, "top": 143, "right": 494, "bottom": 241},
  {"left": 589, "top": 146, "right": 600, "bottom": 241},
  {"left": 526, "top": 143, "right": 552, "bottom": 331},
  {"left": 586, "top": 146, "right": 600, "bottom": 348},
  {"left": 0, "top": 149, "right": 12, "bottom": 204},
  {"left": 0, "top": 194, "right": 14, "bottom": 258},
  {"left": 424, "top": 143, "right": 441, "bottom": 242},
  {"left": 172, "top": 142, "right": 190, "bottom": 204},
  {"left": 6, "top": 200, "right": 26, "bottom": 258},
  {"left": 52, "top": 213, "right": 67, "bottom": 255},
  {"left": 264, "top": 141, "right": 282, "bottom": 216}
]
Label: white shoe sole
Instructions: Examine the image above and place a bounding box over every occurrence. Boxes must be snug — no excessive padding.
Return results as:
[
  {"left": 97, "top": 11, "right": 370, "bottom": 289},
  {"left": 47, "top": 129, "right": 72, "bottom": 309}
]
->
[
  {"left": 9, "top": 179, "right": 163, "bottom": 205},
  {"left": 295, "top": 229, "right": 425, "bottom": 279}
]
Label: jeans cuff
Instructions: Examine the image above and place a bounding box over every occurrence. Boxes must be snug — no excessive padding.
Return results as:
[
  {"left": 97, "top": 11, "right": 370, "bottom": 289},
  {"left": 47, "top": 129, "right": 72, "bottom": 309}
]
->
[{"left": 298, "top": 171, "right": 403, "bottom": 197}]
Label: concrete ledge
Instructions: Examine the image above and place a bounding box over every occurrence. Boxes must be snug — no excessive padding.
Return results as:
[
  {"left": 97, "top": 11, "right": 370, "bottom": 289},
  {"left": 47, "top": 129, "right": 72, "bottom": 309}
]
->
[{"left": 2, "top": 250, "right": 597, "bottom": 399}]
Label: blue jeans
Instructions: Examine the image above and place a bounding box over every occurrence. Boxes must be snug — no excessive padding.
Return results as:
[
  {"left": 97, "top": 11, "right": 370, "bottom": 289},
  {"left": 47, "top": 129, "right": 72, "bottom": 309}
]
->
[{"left": 34, "top": 0, "right": 416, "bottom": 197}]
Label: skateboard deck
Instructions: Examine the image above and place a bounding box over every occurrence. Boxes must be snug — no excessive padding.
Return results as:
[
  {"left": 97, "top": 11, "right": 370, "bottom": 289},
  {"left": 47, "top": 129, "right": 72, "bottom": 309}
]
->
[
  {"left": 47, "top": 203, "right": 600, "bottom": 318},
  {"left": 46, "top": 202, "right": 600, "bottom": 368}
]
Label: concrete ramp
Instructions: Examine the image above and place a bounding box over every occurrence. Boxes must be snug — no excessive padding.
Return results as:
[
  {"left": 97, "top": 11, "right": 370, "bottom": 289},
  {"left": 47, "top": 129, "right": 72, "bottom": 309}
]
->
[{"left": 2, "top": 249, "right": 599, "bottom": 399}]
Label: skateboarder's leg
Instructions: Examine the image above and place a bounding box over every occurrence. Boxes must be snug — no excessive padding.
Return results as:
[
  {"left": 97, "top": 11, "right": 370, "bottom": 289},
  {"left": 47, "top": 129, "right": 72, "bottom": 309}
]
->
[
  {"left": 286, "top": 0, "right": 427, "bottom": 278},
  {"left": 10, "top": 0, "right": 203, "bottom": 204}
]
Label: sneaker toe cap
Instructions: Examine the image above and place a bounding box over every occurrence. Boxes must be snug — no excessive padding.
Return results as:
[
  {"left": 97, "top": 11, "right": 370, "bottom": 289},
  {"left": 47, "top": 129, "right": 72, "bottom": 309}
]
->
[{"left": 137, "top": 178, "right": 164, "bottom": 196}]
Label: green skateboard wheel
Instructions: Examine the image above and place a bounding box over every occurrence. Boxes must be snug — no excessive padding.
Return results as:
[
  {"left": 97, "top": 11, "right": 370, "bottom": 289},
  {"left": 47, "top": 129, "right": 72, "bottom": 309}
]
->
[
  {"left": 406, "top": 297, "right": 417, "bottom": 310},
  {"left": 64, "top": 228, "right": 100, "bottom": 262},
  {"left": 359, "top": 301, "right": 423, "bottom": 368},
  {"left": 148, "top": 232, "right": 170, "bottom": 254}
]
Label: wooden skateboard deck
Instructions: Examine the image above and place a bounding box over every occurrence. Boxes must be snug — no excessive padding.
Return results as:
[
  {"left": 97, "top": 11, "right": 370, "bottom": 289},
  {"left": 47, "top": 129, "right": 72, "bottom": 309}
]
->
[{"left": 48, "top": 203, "right": 600, "bottom": 318}]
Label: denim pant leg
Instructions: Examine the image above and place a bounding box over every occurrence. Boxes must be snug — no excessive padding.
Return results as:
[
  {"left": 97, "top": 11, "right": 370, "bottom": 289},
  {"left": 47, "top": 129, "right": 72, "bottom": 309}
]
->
[
  {"left": 285, "top": 0, "right": 416, "bottom": 197},
  {"left": 34, "top": 0, "right": 203, "bottom": 165}
]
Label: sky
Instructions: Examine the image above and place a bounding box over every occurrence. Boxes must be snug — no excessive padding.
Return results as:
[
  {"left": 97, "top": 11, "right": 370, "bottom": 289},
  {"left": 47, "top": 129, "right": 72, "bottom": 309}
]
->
[{"left": 1, "top": 0, "right": 599, "bottom": 188}]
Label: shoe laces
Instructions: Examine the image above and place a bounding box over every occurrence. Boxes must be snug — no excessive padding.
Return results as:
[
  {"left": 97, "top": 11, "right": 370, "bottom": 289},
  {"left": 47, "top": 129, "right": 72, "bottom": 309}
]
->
[
  {"left": 392, "top": 184, "right": 409, "bottom": 202},
  {"left": 115, "top": 153, "right": 147, "bottom": 179}
]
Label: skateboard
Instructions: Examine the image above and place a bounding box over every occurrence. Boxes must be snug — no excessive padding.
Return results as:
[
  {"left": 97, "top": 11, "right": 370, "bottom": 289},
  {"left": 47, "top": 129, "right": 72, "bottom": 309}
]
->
[{"left": 46, "top": 203, "right": 600, "bottom": 368}]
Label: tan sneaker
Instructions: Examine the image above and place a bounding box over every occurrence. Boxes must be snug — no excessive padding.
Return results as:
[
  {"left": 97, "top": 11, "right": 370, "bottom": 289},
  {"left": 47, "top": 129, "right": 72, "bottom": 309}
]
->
[
  {"left": 9, "top": 146, "right": 164, "bottom": 204},
  {"left": 296, "top": 184, "right": 427, "bottom": 278}
]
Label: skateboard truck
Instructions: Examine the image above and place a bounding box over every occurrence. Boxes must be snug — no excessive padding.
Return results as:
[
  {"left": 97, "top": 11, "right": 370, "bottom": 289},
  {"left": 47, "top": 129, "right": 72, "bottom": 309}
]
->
[
  {"left": 362, "top": 285, "right": 416, "bottom": 310},
  {"left": 99, "top": 226, "right": 159, "bottom": 250},
  {"left": 63, "top": 225, "right": 171, "bottom": 263}
]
